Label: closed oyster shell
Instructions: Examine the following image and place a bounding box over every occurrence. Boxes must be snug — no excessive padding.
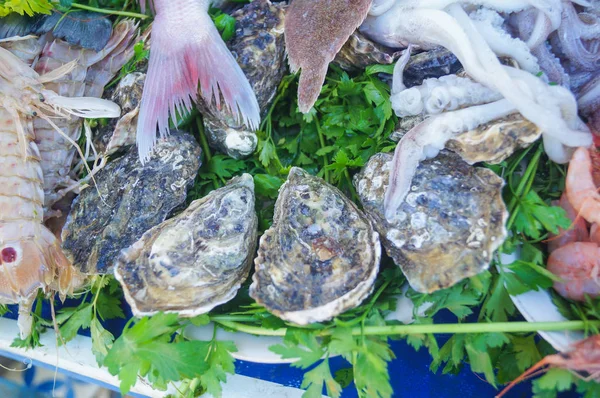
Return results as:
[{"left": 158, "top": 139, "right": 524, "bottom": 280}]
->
[
  {"left": 250, "top": 167, "right": 381, "bottom": 325},
  {"left": 390, "top": 113, "right": 541, "bottom": 165},
  {"left": 446, "top": 113, "right": 542, "bottom": 165},
  {"left": 334, "top": 30, "right": 401, "bottom": 71},
  {"left": 354, "top": 152, "right": 507, "bottom": 293},
  {"left": 114, "top": 174, "right": 258, "bottom": 317},
  {"left": 62, "top": 132, "right": 201, "bottom": 274},
  {"left": 198, "top": 0, "right": 286, "bottom": 159}
]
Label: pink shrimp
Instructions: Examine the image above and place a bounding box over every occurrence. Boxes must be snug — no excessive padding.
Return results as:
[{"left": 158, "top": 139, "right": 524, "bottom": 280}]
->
[
  {"left": 0, "top": 45, "right": 119, "bottom": 338},
  {"left": 547, "top": 192, "right": 590, "bottom": 253},
  {"left": 591, "top": 223, "right": 600, "bottom": 244},
  {"left": 136, "top": 0, "right": 260, "bottom": 163},
  {"left": 497, "top": 334, "right": 600, "bottom": 398},
  {"left": 546, "top": 242, "right": 600, "bottom": 301},
  {"left": 565, "top": 146, "right": 600, "bottom": 225}
]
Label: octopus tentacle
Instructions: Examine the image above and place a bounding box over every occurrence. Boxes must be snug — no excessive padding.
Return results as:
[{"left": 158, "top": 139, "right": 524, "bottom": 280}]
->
[
  {"left": 470, "top": 8, "right": 540, "bottom": 73},
  {"left": 384, "top": 99, "right": 517, "bottom": 219},
  {"left": 391, "top": 74, "right": 502, "bottom": 116},
  {"left": 553, "top": 0, "right": 600, "bottom": 71}
]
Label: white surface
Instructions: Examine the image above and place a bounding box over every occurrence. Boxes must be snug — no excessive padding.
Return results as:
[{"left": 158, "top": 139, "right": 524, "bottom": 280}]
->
[
  {"left": 500, "top": 252, "right": 585, "bottom": 352},
  {"left": 0, "top": 317, "right": 309, "bottom": 398}
]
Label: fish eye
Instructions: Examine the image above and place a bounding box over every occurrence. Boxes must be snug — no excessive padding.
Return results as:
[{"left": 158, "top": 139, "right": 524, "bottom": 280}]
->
[{"left": 1, "top": 247, "right": 17, "bottom": 264}]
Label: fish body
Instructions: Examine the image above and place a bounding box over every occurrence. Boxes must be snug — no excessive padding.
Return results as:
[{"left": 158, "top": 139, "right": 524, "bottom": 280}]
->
[{"left": 137, "top": 0, "right": 260, "bottom": 162}]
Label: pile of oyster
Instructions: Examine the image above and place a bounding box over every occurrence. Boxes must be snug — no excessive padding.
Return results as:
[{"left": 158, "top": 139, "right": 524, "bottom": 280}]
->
[{"left": 11, "top": 0, "right": 517, "bottom": 323}]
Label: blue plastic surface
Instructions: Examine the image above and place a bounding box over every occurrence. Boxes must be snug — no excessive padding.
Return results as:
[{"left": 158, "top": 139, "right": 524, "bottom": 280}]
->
[{"left": 2, "top": 300, "right": 541, "bottom": 397}]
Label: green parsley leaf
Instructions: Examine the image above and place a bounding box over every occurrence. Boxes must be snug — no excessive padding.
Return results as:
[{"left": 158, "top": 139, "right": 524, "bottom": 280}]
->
[{"left": 301, "top": 359, "right": 342, "bottom": 398}]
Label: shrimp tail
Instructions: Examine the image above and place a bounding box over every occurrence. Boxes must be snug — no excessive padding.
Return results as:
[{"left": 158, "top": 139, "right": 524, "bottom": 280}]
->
[
  {"left": 136, "top": 6, "right": 260, "bottom": 163},
  {"left": 496, "top": 357, "right": 553, "bottom": 398}
]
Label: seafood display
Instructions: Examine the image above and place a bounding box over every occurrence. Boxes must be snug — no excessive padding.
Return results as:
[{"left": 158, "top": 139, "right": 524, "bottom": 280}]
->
[
  {"left": 198, "top": 0, "right": 286, "bottom": 159},
  {"left": 2, "top": 0, "right": 600, "bottom": 396},
  {"left": 0, "top": 44, "right": 120, "bottom": 338},
  {"left": 250, "top": 167, "right": 380, "bottom": 325},
  {"left": 136, "top": 0, "right": 260, "bottom": 163},
  {"left": 282, "top": 0, "right": 597, "bottom": 219},
  {"left": 61, "top": 132, "right": 201, "bottom": 275},
  {"left": 115, "top": 174, "right": 258, "bottom": 317},
  {"left": 354, "top": 151, "right": 507, "bottom": 293}
]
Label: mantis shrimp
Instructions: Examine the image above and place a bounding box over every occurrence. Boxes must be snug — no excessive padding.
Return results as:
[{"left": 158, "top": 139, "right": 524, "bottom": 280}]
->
[{"left": 0, "top": 43, "right": 121, "bottom": 338}]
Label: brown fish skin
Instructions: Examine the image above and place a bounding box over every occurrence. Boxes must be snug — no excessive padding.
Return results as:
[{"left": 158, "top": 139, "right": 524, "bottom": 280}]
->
[{"left": 285, "top": 0, "right": 372, "bottom": 113}]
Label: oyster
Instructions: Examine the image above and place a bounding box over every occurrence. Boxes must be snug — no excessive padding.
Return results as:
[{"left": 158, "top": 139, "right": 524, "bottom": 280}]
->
[
  {"left": 62, "top": 132, "right": 201, "bottom": 274},
  {"left": 354, "top": 152, "right": 507, "bottom": 293},
  {"left": 334, "top": 30, "right": 401, "bottom": 71},
  {"left": 94, "top": 70, "right": 148, "bottom": 155},
  {"left": 446, "top": 113, "right": 542, "bottom": 165},
  {"left": 390, "top": 113, "right": 541, "bottom": 165},
  {"left": 250, "top": 167, "right": 380, "bottom": 325},
  {"left": 198, "top": 0, "right": 286, "bottom": 159},
  {"left": 114, "top": 174, "right": 258, "bottom": 317}
]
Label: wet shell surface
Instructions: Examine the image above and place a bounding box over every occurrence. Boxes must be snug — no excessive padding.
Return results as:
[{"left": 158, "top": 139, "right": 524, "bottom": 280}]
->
[
  {"left": 94, "top": 72, "right": 146, "bottom": 155},
  {"left": 354, "top": 152, "right": 507, "bottom": 293},
  {"left": 249, "top": 167, "right": 381, "bottom": 325},
  {"left": 390, "top": 113, "right": 541, "bottom": 165},
  {"left": 114, "top": 174, "right": 258, "bottom": 317},
  {"left": 334, "top": 30, "right": 401, "bottom": 72},
  {"left": 446, "top": 113, "right": 542, "bottom": 165},
  {"left": 61, "top": 132, "right": 201, "bottom": 275},
  {"left": 199, "top": 0, "right": 286, "bottom": 159}
]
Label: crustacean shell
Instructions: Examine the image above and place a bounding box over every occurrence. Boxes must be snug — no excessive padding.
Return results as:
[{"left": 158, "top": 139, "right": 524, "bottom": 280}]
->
[
  {"left": 114, "top": 174, "right": 258, "bottom": 317},
  {"left": 354, "top": 152, "right": 507, "bottom": 293},
  {"left": 250, "top": 167, "right": 381, "bottom": 325}
]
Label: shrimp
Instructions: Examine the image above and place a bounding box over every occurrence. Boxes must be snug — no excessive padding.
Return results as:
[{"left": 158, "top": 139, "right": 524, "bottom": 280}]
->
[
  {"left": 496, "top": 334, "right": 600, "bottom": 398},
  {"left": 565, "top": 146, "right": 600, "bottom": 225},
  {"left": 591, "top": 223, "right": 600, "bottom": 245},
  {"left": 547, "top": 192, "right": 590, "bottom": 253},
  {"left": 546, "top": 242, "right": 600, "bottom": 302},
  {"left": 0, "top": 45, "right": 119, "bottom": 338},
  {"left": 32, "top": 20, "right": 138, "bottom": 220}
]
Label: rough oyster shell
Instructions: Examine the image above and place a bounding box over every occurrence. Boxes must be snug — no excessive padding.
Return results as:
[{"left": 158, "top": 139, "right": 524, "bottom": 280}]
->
[
  {"left": 354, "top": 152, "right": 507, "bottom": 293},
  {"left": 198, "top": 0, "right": 286, "bottom": 159},
  {"left": 114, "top": 174, "right": 258, "bottom": 317},
  {"left": 390, "top": 113, "right": 541, "bottom": 165},
  {"left": 250, "top": 167, "right": 381, "bottom": 325},
  {"left": 94, "top": 72, "right": 145, "bottom": 155},
  {"left": 334, "top": 30, "right": 401, "bottom": 71},
  {"left": 446, "top": 113, "right": 542, "bottom": 165},
  {"left": 62, "top": 132, "right": 201, "bottom": 274}
]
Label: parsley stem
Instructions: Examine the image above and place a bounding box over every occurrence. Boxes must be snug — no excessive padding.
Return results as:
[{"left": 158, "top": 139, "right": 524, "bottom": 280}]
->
[
  {"left": 62, "top": 3, "right": 149, "bottom": 19},
  {"left": 506, "top": 144, "right": 544, "bottom": 230},
  {"left": 213, "top": 319, "right": 600, "bottom": 337},
  {"left": 196, "top": 117, "right": 212, "bottom": 164},
  {"left": 314, "top": 116, "right": 330, "bottom": 183}
]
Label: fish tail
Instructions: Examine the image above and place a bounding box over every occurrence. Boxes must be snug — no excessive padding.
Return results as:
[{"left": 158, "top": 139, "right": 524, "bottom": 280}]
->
[{"left": 136, "top": 9, "right": 260, "bottom": 163}]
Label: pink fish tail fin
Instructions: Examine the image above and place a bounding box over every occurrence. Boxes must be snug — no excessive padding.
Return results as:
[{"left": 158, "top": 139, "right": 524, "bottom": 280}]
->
[{"left": 136, "top": 12, "right": 259, "bottom": 163}]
